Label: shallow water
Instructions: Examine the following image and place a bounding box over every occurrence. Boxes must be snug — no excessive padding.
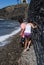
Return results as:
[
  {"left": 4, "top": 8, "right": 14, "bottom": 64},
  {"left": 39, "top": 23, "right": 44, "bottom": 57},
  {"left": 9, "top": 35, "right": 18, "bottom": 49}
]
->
[
  {"left": 0, "top": 20, "right": 21, "bottom": 46},
  {"left": 0, "top": 20, "right": 20, "bottom": 36}
]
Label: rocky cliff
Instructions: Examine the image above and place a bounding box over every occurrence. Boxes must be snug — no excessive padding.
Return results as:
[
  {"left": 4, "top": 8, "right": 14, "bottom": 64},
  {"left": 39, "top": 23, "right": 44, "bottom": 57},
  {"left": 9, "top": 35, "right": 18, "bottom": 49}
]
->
[
  {"left": 0, "top": 4, "right": 28, "bottom": 20},
  {"left": 28, "top": 0, "right": 44, "bottom": 47},
  {"left": 28, "top": 0, "right": 44, "bottom": 65}
]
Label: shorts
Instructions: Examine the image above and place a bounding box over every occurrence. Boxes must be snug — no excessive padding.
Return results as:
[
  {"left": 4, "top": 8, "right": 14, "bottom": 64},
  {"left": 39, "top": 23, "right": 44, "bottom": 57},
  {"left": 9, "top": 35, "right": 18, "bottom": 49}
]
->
[{"left": 24, "top": 33, "right": 31, "bottom": 40}]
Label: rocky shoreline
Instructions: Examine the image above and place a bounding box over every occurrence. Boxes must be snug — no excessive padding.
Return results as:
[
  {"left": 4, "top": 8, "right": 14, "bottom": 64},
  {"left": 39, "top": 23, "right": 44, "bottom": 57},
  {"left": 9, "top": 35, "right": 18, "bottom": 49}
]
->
[
  {"left": 0, "top": 32, "right": 38, "bottom": 65},
  {"left": 0, "top": 32, "right": 24, "bottom": 65},
  {"left": 0, "top": 4, "right": 28, "bottom": 20}
]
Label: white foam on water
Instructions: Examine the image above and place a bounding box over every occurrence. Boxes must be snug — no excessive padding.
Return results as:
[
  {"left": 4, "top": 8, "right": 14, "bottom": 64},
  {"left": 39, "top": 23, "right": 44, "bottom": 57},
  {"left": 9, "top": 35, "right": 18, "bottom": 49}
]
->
[{"left": 0, "top": 27, "right": 21, "bottom": 46}]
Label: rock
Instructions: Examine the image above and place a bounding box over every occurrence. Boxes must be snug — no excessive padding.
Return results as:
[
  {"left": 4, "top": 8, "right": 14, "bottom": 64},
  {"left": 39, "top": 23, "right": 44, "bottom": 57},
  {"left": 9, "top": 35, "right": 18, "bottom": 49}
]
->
[{"left": 28, "top": 0, "right": 44, "bottom": 65}]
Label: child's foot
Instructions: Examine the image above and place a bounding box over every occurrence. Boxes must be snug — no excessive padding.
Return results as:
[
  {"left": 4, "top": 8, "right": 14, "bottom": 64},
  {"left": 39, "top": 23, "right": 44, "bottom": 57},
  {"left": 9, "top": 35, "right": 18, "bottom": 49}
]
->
[
  {"left": 26, "top": 46, "right": 29, "bottom": 51},
  {"left": 23, "top": 48, "right": 27, "bottom": 52}
]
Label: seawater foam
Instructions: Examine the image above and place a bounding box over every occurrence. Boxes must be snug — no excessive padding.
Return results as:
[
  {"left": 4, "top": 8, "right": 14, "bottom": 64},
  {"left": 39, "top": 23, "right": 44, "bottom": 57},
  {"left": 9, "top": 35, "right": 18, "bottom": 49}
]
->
[{"left": 0, "top": 27, "right": 21, "bottom": 46}]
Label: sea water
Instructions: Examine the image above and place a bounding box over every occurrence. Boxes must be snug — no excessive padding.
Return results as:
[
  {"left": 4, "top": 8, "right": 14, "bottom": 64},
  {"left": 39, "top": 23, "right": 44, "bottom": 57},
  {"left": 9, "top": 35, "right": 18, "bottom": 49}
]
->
[{"left": 0, "top": 19, "right": 21, "bottom": 46}]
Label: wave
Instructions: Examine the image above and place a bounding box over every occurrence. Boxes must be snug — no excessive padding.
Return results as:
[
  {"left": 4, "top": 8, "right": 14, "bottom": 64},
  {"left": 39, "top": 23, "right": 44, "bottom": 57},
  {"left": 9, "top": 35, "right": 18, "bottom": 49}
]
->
[{"left": 0, "top": 27, "right": 21, "bottom": 46}]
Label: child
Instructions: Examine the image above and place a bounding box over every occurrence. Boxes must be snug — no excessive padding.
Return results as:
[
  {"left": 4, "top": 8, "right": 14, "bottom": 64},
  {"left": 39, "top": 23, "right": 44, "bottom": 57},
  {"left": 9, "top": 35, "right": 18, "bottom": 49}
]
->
[
  {"left": 24, "top": 19, "right": 37, "bottom": 52},
  {"left": 18, "top": 17, "right": 26, "bottom": 47}
]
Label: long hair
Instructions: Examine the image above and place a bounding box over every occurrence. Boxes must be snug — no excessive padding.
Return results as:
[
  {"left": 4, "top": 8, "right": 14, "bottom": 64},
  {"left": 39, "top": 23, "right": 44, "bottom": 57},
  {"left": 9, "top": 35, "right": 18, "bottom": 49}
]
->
[
  {"left": 18, "top": 17, "right": 23, "bottom": 24},
  {"left": 28, "top": 19, "right": 33, "bottom": 23}
]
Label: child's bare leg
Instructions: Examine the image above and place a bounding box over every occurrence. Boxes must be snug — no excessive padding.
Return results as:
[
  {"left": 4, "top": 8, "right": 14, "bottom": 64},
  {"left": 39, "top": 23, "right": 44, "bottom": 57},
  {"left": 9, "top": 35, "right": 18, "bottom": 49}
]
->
[
  {"left": 26, "top": 40, "right": 31, "bottom": 50},
  {"left": 24, "top": 38, "right": 27, "bottom": 49},
  {"left": 28, "top": 40, "right": 31, "bottom": 47}
]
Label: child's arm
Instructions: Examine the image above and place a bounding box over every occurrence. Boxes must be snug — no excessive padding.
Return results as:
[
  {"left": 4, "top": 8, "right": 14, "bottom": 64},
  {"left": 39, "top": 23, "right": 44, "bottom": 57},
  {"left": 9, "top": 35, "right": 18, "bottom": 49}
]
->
[
  {"left": 20, "top": 29, "right": 24, "bottom": 36},
  {"left": 31, "top": 23, "right": 37, "bottom": 29}
]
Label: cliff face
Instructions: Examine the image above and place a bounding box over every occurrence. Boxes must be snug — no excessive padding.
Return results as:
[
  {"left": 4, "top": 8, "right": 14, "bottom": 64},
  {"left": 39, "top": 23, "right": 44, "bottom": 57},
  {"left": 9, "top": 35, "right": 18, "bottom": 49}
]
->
[
  {"left": 28, "top": 0, "right": 44, "bottom": 47},
  {"left": 28, "top": 0, "right": 44, "bottom": 65},
  {"left": 0, "top": 4, "right": 28, "bottom": 20}
]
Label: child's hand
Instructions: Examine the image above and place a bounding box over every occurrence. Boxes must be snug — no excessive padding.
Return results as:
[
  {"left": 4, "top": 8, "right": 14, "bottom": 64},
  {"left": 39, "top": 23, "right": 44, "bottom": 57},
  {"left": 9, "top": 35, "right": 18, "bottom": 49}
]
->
[{"left": 35, "top": 25, "right": 37, "bottom": 28}]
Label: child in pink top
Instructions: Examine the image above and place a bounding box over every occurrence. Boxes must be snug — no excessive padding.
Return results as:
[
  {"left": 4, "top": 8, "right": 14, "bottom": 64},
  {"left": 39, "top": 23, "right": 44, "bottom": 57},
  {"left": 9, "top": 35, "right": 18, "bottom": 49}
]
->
[
  {"left": 18, "top": 17, "right": 26, "bottom": 47},
  {"left": 20, "top": 23, "right": 26, "bottom": 38}
]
